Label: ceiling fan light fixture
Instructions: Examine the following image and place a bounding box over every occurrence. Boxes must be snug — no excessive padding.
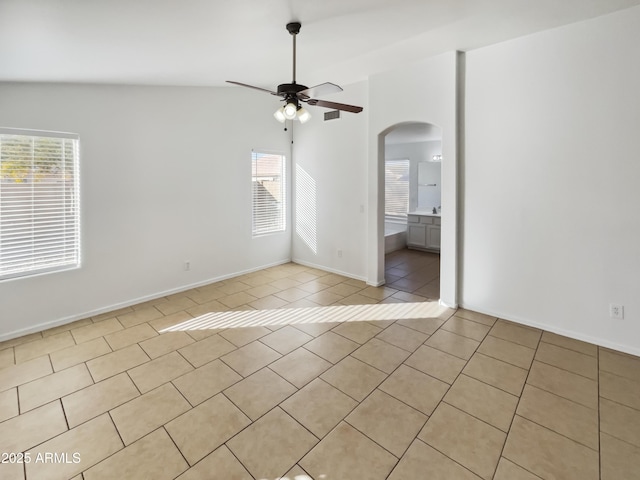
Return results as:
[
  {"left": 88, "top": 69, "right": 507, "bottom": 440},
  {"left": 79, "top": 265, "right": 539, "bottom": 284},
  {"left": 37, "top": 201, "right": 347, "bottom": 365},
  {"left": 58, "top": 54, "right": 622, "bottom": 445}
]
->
[
  {"left": 283, "top": 101, "right": 298, "bottom": 120},
  {"left": 297, "top": 107, "right": 311, "bottom": 124},
  {"left": 273, "top": 106, "right": 286, "bottom": 123}
]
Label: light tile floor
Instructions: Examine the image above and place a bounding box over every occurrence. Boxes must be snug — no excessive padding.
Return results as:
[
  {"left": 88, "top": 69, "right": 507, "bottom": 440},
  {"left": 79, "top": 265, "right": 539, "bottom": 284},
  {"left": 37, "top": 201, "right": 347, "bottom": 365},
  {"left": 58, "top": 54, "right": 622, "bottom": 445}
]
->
[{"left": 0, "top": 249, "right": 639, "bottom": 479}]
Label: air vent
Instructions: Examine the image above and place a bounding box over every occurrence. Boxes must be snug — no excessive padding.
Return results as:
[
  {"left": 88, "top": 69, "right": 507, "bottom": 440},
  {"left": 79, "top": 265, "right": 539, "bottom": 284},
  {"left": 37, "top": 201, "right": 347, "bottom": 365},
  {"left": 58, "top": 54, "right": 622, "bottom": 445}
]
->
[{"left": 324, "top": 110, "right": 340, "bottom": 121}]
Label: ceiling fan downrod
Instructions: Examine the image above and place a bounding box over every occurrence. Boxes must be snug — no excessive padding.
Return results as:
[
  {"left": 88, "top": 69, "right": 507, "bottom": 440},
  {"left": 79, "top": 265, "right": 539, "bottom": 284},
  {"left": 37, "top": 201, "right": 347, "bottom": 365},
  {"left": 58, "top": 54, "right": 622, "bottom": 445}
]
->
[{"left": 286, "top": 22, "right": 301, "bottom": 84}]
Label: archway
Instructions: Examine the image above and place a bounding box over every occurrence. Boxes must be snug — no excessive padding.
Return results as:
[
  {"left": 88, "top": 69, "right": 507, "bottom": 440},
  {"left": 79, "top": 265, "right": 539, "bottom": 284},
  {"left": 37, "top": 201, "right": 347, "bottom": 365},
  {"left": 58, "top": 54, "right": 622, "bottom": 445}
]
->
[
  {"left": 369, "top": 118, "right": 457, "bottom": 308},
  {"left": 380, "top": 122, "right": 443, "bottom": 299}
]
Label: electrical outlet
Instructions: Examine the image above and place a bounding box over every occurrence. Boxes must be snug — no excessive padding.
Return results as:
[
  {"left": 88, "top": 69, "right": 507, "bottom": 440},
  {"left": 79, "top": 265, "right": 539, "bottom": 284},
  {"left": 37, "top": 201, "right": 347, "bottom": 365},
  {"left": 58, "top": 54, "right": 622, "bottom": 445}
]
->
[
  {"left": 337, "top": 249, "right": 343, "bottom": 258},
  {"left": 184, "top": 261, "right": 191, "bottom": 271},
  {"left": 610, "top": 304, "right": 624, "bottom": 319}
]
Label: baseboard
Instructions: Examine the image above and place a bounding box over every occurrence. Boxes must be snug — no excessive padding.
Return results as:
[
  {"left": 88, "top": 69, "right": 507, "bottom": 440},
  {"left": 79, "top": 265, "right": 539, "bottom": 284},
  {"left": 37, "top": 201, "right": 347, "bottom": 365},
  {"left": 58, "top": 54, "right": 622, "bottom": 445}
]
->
[
  {"left": 291, "top": 258, "right": 367, "bottom": 283},
  {"left": 439, "top": 299, "right": 458, "bottom": 309},
  {"left": 459, "top": 303, "right": 640, "bottom": 358},
  {"left": 0, "top": 258, "right": 292, "bottom": 343}
]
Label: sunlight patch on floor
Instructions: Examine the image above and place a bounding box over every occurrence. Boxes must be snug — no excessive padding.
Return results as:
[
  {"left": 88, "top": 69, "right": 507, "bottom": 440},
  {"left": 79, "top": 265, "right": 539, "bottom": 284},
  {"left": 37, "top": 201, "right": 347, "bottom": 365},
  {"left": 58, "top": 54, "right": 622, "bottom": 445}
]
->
[{"left": 160, "top": 301, "right": 447, "bottom": 332}]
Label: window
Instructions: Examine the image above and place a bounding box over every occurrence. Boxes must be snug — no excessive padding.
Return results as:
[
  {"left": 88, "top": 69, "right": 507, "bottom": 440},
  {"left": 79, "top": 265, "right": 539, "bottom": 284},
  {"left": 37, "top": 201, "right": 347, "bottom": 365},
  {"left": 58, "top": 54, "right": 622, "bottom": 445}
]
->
[
  {"left": 252, "top": 151, "right": 286, "bottom": 236},
  {"left": 0, "top": 128, "right": 80, "bottom": 280},
  {"left": 385, "top": 159, "right": 410, "bottom": 219}
]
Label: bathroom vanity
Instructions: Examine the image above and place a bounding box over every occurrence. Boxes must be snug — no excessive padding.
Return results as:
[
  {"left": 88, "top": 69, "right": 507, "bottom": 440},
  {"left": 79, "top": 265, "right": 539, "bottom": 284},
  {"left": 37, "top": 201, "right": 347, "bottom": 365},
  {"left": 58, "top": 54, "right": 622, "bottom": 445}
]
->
[{"left": 407, "top": 211, "right": 441, "bottom": 252}]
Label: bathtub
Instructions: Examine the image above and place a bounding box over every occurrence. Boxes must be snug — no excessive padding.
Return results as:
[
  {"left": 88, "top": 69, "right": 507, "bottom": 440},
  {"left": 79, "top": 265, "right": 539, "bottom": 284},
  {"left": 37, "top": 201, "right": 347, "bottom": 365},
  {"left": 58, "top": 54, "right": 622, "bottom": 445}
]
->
[{"left": 385, "top": 222, "right": 407, "bottom": 253}]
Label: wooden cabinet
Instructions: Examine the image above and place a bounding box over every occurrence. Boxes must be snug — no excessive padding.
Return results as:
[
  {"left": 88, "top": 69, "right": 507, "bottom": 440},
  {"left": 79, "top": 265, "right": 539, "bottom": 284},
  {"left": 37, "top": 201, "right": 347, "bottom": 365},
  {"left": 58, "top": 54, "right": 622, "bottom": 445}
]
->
[{"left": 407, "top": 213, "right": 440, "bottom": 252}]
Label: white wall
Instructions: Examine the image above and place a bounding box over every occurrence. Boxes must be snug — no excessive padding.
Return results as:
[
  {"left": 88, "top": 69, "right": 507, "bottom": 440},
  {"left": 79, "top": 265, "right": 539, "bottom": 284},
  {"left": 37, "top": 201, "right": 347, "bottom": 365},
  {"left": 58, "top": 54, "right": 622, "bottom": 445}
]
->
[
  {"left": 0, "top": 83, "right": 292, "bottom": 340},
  {"left": 291, "top": 82, "right": 369, "bottom": 279},
  {"left": 368, "top": 52, "right": 459, "bottom": 306},
  {"left": 291, "top": 53, "right": 459, "bottom": 294},
  {"left": 463, "top": 6, "right": 640, "bottom": 354},
  {"left": 385, "top": 140, "right": 442, "bottom": 212},
  {"left": 292, "top": 57, "right": 459, "bottom": 296}
]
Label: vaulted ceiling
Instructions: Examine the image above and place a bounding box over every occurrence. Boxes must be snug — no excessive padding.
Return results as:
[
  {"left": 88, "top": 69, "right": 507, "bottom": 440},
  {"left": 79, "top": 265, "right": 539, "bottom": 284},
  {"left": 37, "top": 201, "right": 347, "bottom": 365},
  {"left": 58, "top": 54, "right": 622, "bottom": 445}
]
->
[{"left": 1, "top": 0, "right": 639, "bottom": 89}]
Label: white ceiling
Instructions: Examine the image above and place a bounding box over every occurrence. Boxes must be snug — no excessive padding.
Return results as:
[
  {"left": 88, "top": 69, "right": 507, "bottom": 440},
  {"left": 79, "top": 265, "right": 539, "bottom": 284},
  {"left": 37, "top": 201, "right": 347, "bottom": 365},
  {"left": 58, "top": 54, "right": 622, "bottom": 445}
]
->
[{"left": 1, "top": 0, "right": 639, "bottom": 90}]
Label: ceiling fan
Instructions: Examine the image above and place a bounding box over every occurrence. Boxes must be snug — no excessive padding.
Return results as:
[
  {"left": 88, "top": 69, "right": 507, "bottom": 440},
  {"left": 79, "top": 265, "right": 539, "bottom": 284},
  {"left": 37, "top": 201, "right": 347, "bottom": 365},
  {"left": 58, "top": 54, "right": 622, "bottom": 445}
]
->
[{"left": 227, "top": 22, "right": 363, "bottom": 124}]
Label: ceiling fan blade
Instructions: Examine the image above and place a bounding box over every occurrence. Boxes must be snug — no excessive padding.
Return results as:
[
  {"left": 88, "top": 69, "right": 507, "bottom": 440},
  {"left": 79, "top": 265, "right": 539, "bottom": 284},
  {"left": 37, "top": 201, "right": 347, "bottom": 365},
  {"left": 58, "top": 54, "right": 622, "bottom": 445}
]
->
[
  {"left": 297, "top": 82, "right": 343, "bottom": 100},
  {"left": 226, "top": 81, "right": 278, "bottom": 96},
  {"left": 306, "top": 98, "right": 363, "bottom": 113}
]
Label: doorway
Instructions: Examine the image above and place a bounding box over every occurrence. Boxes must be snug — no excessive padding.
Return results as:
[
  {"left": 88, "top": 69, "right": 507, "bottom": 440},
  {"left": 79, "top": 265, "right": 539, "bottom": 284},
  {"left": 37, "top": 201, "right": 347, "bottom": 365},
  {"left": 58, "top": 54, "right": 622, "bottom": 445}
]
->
[{"left": 382, "top": 122, "right": 442, "bottom": 299}]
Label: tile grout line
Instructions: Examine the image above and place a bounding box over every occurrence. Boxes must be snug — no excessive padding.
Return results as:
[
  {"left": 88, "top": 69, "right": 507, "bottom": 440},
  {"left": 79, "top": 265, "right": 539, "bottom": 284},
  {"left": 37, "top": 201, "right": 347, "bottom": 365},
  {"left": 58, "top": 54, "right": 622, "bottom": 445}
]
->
[
  {"left": 522, "top": 374, "right": 598, "bottom": 411},
  {"left": 531, "top": 356, "right": 599, "bottom": 382},
  {"left": 274, "top": 408, "right": 324, "bottom": 469},
  {"left": 80, "top": 422, "right": 157, "bottom": 477},
  {"left": 539, "top": 338, "right": 598, "bottom": 358},
  {"left": 59, "top": 394, "right": 71, "bottom": 432},
  {"left": 124, "top": 370, "right": 142, "bottom": 396},
  {"left": 598, "top": 393, "right": 640, "bottom": 414},
  {"left": 160, "top": 425, "right": 191, "bottom": 475},
  {"left": 493, "top": 327, "right": 543, "bottom": 480},
  {"left": 422, "top": 330, "right": 481, "bottom": 361},
  {"left": 213, "top": 400, "right": 308, "bottom": 477},
  {"left": 340, "top": 330, "right": 427, "bottom": 458},
  {"left": 598, "top": 367, "right": 640, "bottom": 391},
  {"left": 222, "top": 442, "right": 255, "bottom": 479},
  {"left": 471, "top": 347, "right": 533, "bottom": 372},
  {"left": 221, "top": 366, "right": 298, "bottom": 419},
  {"left": 512, "top": 412, "right": 600, "bottom": 453},
  {"left": 293, "top": 463, "right": 314, "bottom": 480},
  {"left": 342, "top": 396, "right": 418, "bottom": 463},
  {"left": 389, "top": 313, "right": 503, "bottom": 480},
  {"left": 439, "top": 397, "right": 516, "bottom": 434},
  {"left": 597, "top": 428, "right": 640, "bottom": 450},
  {"left": 598, "top": 346, "right": 602, "bottom": 480},
  {"left": 175, "top": 348, "right": 199, "bottom": 371}
]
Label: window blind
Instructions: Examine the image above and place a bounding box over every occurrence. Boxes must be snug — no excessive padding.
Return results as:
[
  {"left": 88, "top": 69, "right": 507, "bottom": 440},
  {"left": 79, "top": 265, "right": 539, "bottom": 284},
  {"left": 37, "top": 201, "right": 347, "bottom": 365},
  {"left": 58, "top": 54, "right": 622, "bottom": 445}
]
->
[
  {"left": 385, "top": 159, "right": 410, "bottom": 219},
  {"left": 252, "top": 151, "right": 286, "bottom": 236},
  {"left": 0, "top": 128, "right": 80, "bottom": 280}
]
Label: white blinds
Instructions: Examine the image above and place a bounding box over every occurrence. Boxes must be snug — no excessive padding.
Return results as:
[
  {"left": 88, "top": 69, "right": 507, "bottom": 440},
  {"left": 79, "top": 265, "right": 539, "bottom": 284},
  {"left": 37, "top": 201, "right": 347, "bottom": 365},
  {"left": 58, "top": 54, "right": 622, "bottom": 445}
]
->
[
  {"left": 385, "top": 159, "right": 410, "bottom": 219},
  {"left": 252, "top": 151, "right": 286, "bottom": 236},
  {"left": 0, "top": 129, "right": 80, "bottom": 280}
]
